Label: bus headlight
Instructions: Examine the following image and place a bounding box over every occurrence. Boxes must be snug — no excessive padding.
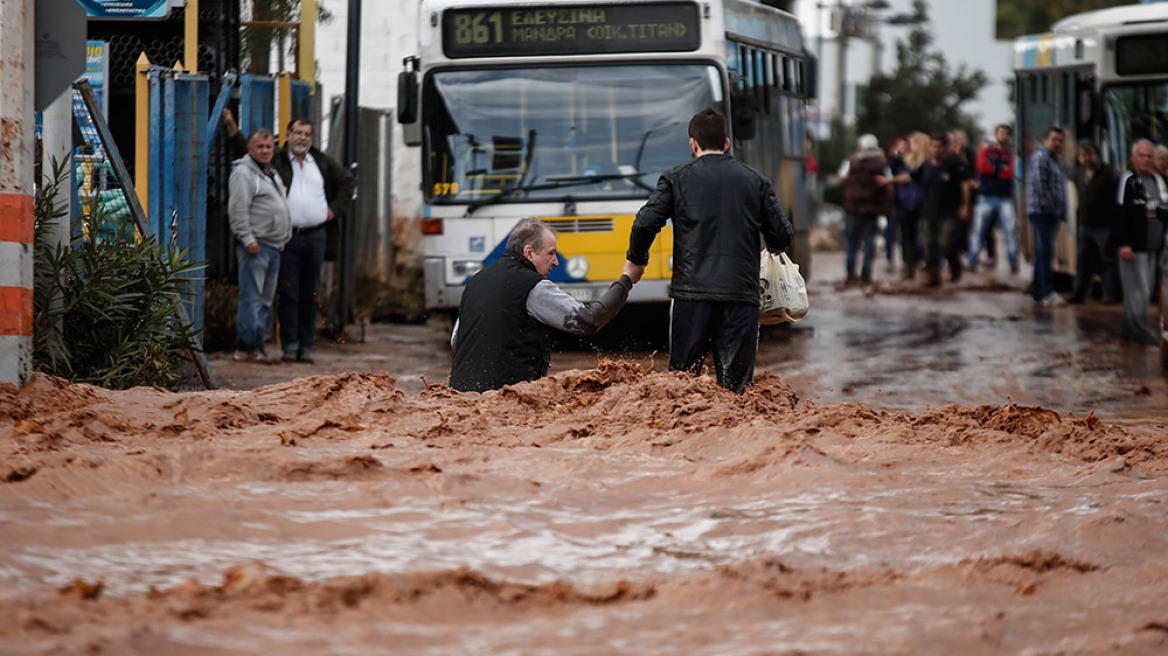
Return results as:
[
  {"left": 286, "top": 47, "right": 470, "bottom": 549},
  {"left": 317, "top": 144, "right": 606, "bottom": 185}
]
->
[
  {"left": 668, "top": 255, "right": 673, "bottom": 271},
  {"left": 453, "top": 260, "right": 483, "bottom": 277}
]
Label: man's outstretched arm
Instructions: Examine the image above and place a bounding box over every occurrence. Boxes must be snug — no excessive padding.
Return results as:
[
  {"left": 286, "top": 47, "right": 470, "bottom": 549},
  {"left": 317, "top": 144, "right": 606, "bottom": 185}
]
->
[{"left": 527, "top": 263, "right": 641, "bottom": 335}]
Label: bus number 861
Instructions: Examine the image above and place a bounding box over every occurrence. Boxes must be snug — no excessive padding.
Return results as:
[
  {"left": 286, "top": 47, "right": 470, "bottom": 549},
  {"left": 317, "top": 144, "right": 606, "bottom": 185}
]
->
[{"left": 454, "top": 12, "right": 503, "bottom": 44}]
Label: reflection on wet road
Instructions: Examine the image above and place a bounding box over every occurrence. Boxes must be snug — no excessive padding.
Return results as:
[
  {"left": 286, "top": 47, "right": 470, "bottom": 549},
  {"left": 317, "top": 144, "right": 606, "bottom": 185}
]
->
[{"left": 755, "top": 276, "right": 1167, "bottom": 423}]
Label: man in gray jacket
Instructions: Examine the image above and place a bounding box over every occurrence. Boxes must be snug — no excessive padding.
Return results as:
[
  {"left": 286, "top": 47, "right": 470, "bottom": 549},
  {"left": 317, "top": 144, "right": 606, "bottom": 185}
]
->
[{"left": 228, "top": 129, "right": 292, "bottom": 362}]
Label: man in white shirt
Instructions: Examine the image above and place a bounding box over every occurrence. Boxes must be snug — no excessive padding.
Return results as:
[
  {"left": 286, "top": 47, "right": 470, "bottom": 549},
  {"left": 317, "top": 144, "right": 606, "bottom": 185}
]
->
[{"left": 273, "top": 118, "right": 356, "bottom": 363}]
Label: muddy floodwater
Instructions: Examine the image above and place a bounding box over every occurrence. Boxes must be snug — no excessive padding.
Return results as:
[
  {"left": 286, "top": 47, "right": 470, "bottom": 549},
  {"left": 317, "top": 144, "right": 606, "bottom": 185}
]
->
[{"left": 2, "top": 253, "right": 1167, "bottom": 654}]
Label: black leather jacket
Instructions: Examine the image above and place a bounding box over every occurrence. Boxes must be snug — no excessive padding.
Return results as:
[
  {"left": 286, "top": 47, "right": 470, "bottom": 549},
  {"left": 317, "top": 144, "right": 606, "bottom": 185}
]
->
[{"left": 628, "top": 153, "right": 794, "bottom": 304}]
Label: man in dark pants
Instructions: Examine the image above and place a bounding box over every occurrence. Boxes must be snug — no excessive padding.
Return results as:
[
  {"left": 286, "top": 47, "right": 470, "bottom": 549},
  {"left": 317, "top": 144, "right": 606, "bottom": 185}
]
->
[
  {"left": 899, "top": 133, "right": 971, "bottom": 287},
  {"left": 1026, "top": 126, "right": 1068, "bottom": 306},
  {"left": 625, "top": 108, "right": 794, "bottom": 394},
  {"left": 1070, "top": 140, "right": 1119, "bottom": 303},
  {"left": 272, "top": 118, "right": 355, "bottom": 363},
  {"left": 450, "top": 219, "right": 641, "bottom": 393}
]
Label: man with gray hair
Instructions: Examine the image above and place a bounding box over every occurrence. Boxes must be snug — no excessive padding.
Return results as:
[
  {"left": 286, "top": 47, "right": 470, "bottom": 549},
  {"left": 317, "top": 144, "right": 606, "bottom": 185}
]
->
[
  {"left": 228, "top": 128, "right": 292, "bottom": 362},
  {"left": 1115, "top": 139, "right": 1167, "bottom": 344},
  {"left": 450, "top": 219, "right": 642, "bottom": 392}
]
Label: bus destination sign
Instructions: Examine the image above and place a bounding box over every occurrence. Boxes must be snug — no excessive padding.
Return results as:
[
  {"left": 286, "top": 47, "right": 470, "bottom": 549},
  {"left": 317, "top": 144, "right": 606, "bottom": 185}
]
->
[{"left": 442, "top": 2, "right": 701, "bottom": 58}]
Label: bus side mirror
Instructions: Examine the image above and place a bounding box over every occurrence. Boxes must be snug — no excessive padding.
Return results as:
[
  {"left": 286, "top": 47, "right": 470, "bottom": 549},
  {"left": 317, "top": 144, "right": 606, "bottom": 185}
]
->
[
  {"left": 803, "top": 53, "right": 818, "bottom": 100},
  {"left": 730, "top": 92, "right": 758, "bottom": 141},
  {"left": 398, "top": 56, "right": 421, "bottom": 146},
  {"left": 397, "top": 70, "right": 418, "bottom": 124}
]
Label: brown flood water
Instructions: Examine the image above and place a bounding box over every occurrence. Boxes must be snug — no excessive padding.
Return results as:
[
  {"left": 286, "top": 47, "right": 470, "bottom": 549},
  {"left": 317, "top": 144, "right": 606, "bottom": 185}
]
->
[{"left": 2, "top": 253, "right": 1167, "bottom": 654}]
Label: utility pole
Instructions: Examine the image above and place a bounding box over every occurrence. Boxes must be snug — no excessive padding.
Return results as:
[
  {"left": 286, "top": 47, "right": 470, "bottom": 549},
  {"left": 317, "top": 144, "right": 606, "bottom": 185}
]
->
[
  {"left": 335, "top": 0, "right": 361, "bottom": 332},
  {"left": 832, "top": 1, "right": 849, "bottom": 126}
]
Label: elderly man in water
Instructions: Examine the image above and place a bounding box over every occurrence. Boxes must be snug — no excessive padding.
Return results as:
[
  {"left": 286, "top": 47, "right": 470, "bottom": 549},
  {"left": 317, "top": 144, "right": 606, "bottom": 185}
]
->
[{"left": 449, "top": 219, "right": 642, "bottom": 392}]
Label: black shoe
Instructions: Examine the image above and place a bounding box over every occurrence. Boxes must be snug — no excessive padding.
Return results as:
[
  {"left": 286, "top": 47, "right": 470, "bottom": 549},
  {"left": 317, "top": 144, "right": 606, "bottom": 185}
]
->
[
  {"left": 296, "top": 352, "right": 315, "bottom": 364},
  {"left": 282, "top": 353, "right": 297, "bottom": 363}
]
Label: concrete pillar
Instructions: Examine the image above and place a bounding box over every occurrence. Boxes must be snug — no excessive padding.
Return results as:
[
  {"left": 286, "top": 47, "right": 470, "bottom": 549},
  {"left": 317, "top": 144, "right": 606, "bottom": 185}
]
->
[
  {"left": 0, "top": 0, "right": 36, "bottom": 387},
  {"left": 40, "top": 88, "right": 74, "bottom": 249}
]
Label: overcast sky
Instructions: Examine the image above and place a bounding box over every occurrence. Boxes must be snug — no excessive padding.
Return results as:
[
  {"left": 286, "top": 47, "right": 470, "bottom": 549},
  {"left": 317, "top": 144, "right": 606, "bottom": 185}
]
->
[{"left": 795, "top": 0, "right": 1015, "bottom": 137}]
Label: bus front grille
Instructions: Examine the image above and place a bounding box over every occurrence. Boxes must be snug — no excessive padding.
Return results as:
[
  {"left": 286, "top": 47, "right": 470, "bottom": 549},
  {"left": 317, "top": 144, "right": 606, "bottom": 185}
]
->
[{"left": 545, "top": 217, "right": 615, "bottom": 233}]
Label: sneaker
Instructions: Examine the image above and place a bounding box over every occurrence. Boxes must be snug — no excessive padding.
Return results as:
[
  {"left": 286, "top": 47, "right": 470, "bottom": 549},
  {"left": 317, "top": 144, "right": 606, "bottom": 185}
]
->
[
  {"left": 282, "top": 352, "right": 297, "bottom": 363},
  {"left": 296, "top": 352, "right": 315, "bottom": 364},
  {"left": 233, "top": 350, "right": 263, "bottom": 362},
  {"left": 1038, "top": 292, "right": 1067, "bottom": 307}
]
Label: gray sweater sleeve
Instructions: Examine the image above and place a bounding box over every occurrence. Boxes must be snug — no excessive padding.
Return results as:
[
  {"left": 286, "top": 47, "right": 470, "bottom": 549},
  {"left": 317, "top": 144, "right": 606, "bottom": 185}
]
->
[
  {"left": 227, "top": 166, "right": 257, "bottom": 246},
  {"left": 526, "top": 276, "right": 633, "bottom": 335}
]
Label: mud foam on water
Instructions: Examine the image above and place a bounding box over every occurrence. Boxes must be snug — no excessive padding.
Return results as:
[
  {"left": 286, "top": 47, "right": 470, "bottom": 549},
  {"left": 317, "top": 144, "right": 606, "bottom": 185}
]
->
[{"left": 2, "top": 367, "right": 1167, "bottom": 654}]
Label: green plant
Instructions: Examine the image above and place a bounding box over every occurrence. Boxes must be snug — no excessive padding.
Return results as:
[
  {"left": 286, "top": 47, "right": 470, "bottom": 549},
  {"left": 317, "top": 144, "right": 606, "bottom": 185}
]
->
[{"left": 32, "top": 159, "right": 204, "bottom": 390}]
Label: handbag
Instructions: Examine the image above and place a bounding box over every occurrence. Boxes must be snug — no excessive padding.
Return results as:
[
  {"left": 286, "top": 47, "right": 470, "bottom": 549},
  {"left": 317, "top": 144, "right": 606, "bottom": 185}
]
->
[{"left": 759, "top": 251, "right": 808, "bottom": 324}]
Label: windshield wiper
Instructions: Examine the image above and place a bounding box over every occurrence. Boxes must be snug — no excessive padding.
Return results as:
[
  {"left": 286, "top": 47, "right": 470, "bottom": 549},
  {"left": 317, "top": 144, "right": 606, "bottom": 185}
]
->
[
  {"left": 552, "top": 172, "right": 655, "bottom": 192},
  {"left": 464, "top": 171, "right": 653, "bottom": 215}
]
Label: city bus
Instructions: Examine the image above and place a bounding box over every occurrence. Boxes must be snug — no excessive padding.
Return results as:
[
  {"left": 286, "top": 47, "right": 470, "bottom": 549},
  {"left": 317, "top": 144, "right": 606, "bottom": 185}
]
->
[
  {"left": 1014, "top": 3, "right": 1168, "bottom": 365},
  {"left": 397, "top": 0, "right": 813, "bottom": 314}
]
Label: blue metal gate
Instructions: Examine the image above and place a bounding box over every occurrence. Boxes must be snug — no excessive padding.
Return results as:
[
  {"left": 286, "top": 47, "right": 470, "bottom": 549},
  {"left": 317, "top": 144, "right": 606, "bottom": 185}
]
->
[{"left": 147, "top": 66, "right": 210, "bottom": 341}]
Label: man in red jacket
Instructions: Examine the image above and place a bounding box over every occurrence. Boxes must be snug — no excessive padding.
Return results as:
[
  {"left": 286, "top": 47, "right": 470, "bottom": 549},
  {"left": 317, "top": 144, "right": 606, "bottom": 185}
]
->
[{"left": 969, "top": 124, "right": 1019, "bottom": 274}]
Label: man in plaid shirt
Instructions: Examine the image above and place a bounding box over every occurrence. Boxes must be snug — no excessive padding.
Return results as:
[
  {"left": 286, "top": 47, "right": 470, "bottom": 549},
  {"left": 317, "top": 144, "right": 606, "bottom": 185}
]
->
[{"left": 1026, "top": 126, "right": 1068, "bottom": 305}]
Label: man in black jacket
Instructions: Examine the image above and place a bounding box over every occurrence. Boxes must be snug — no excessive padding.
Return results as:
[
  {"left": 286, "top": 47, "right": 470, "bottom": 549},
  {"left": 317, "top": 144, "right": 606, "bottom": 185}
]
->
[
  {"left": 625, "top": 108, "right": 794, "bottom": 393},
  {"left": 450, "top": 220, "right": 642, "bottom": 393},
  {"left": 272, "top": 118, "right": 355, "bottom": 363},
  {"left": 1070, "top": 140, "right": 1119, "bottom": 303}
]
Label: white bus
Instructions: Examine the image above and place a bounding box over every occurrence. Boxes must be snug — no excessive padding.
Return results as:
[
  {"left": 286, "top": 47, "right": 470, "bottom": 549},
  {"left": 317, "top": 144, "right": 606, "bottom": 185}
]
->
[
  {"left": 397, "top": 0, "right": 813, "bottom": 313},
  {"left": 1014, "top": 3, "right": 1168, "bottom": 364}
]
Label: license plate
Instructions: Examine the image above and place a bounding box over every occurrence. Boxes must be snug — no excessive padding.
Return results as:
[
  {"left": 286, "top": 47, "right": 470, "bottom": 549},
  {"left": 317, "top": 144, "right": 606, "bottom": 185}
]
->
[{"left": 565, "top": 287, "right": 595, "bottom": 303}]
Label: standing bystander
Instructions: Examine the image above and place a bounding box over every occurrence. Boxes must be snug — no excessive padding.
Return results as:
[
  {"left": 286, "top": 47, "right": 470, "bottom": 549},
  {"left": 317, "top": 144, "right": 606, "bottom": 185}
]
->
[
  {"left": 837, "top": 134, "right": 890, "bottom": 287},
  {"left": 273, "top": 118, "right": 356, "bottom": 363},
  {"left": 1154, "top": 144, "right": 1168, "bottom": 178},
  {"left": 228, "top": 129, "right": 292, "bottom": 361},
  {"left": 899, "top": 133, "right": 970, "bottom": 287},
  {"left": 970, "top": 124, "right": 1019, "bottom": 274},
  {"left": 626, "top": 108, "right": 793, "bottom": 393},
  {"left": 1069, "top": 140, "right": 1119, "bottom": 303},
  {"left": 885, "top": 132, "right": 929, "bottom": 278},
  {"left": 1025, "top": 126, "right": 1069, "bottom": 306},
  {"left": 1115, "top": 139, "right": 1167, "bottom": 344}
]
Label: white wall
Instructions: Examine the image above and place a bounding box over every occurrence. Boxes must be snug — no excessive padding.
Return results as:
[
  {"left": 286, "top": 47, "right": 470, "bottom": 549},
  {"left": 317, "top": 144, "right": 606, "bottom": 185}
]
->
[{"left": 314, "top": 0, "right": 423, "bottom": 226}]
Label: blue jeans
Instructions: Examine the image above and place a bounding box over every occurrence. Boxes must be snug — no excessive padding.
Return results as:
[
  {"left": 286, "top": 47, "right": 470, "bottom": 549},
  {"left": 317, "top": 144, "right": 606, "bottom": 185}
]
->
[
  {"left": 236, "top": 242, "right": 281, "bottom": 353},
  {"left": 970, "top": 195, "right": 1018, "bottom": 270},
  {"left": 845, "top": 213, "right": 878, "bottom": 280},
  {"left": 884, "top": 212, "right": 899, "bottom": 263},
  {"left": 1029, "top": 212, "right": 1060, "bottom": 301},
  {"left": 278, "top": 227, "right": 327, "bottom": 355}
]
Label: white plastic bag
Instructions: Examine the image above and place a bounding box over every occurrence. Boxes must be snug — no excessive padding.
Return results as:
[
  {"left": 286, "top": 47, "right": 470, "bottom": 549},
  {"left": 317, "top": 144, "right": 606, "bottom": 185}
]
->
[{"left": 759, "top": 251, "right": 808, "bottom": 324}]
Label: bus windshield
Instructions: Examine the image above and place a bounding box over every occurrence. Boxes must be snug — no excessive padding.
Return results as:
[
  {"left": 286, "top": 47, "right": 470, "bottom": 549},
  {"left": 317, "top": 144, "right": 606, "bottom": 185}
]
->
[
  {"left": 1102, "top": 82, "right": 1168, "bottom": 165},
  {"left": 423, "top": 63, "right": 724, "bottom": 204}
]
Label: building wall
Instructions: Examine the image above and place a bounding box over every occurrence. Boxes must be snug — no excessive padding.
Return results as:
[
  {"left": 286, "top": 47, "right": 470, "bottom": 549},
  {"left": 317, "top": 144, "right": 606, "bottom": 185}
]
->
[{"left": 315, "top": 1, "right": 424, "bottom": 267}]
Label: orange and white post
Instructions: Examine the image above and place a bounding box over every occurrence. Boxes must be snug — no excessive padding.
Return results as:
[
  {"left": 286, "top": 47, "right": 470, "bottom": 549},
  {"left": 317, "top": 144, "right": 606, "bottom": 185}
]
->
[{"left": 0, "top": 0, "right": 35, "bottom": 387}]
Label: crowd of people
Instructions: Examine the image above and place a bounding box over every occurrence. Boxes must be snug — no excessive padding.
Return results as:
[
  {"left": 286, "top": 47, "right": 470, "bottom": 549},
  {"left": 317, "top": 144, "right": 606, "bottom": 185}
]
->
[{"left": 835, "top": 125, "right": 1168, "bottom": 346}]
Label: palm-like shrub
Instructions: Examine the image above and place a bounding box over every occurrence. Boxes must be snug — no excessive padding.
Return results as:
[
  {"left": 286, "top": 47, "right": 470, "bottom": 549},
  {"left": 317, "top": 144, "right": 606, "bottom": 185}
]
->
[{"left": 33, "top": 159, "right": 203, "bottom": 390}]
